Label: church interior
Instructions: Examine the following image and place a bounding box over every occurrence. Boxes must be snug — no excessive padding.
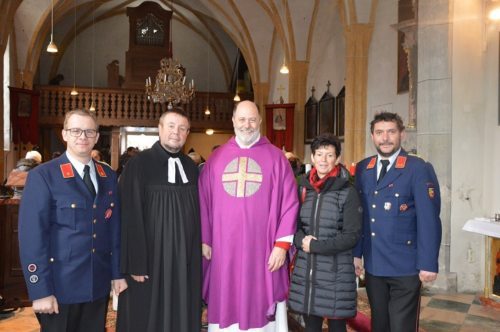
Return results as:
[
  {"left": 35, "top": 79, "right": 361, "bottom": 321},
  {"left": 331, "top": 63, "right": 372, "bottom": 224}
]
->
[{"left": 1, "top": 0, "right": 500, "bottom": 330}]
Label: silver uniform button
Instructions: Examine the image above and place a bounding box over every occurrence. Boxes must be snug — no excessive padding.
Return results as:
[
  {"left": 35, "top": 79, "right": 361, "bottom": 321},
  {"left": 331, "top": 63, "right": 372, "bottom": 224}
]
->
[
  {"left": 49, "top": 258, "right": 54, "bottom": 262},
  {"left": 374, "top": 191, "right": 378, "bottom": 195},
  {"left": 371, "top": 232, "right": 376, "bottom": 237},
  {"left": 407, "top": 240, "right": 412, "bottom": 245},
  {"left": 110, "top": 202, "right": 115, "bottom": 207},
  {"left": 395, "top": 193, "right": 400, "bottom": 197},
  {"left": 372, "top": 204, "right": 376, "bottom": 208},
  {"left": 371, "top": 218, "right": 375, "bottom": 223},
  {"left": 71, "top": 203, "right": 76, "bottom": 208}
]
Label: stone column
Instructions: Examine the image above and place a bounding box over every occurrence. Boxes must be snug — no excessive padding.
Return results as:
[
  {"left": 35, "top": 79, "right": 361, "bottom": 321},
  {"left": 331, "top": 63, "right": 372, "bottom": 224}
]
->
[
  {"left": 252, "top": 81, "right": 270, "bottom": 135},
  {"left": 110, "top": 127, "right": 120, "bottom": 170},
  {"left": 289, "top": 60, "right": 309, "bottom": 160},
  {"left": 417, "top": 0, "right": 455, "bottom": 291},
  {"left": 344, "top": 24, "right": 374, "bottom": 165}
]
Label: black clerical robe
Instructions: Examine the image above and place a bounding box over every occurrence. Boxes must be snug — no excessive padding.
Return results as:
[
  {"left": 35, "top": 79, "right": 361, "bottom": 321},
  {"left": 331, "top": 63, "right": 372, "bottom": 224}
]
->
[{"left": 116, "top": 141, "right": 201, "bottom": 332}]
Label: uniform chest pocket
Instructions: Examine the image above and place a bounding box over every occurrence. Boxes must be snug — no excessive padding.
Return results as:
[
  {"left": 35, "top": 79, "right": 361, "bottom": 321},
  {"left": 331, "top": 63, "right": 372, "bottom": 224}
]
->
[{"left": 55, "top": 199, "right": 87, "bottom": 229}]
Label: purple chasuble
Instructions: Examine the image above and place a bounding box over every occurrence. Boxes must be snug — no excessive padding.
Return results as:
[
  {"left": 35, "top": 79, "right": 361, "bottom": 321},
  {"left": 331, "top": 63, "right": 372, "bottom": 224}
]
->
[{"left": 199, "top": 137, "right": 299, "bottom": 330}]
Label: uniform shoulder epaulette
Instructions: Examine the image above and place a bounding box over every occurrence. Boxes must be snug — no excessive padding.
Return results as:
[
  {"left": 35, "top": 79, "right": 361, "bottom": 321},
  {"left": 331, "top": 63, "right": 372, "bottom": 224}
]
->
[
  {"left": 60, "top": 163, "right": 75, "bottom": 178},
  {"left": 95, "top": 163, "right": 108, "bottom": 177},
  {"left": 366, "top": 157, "right": 377, "bottom": 169},
  {"left": 407, "top": 152, "right": 426, "bottom": 162}
]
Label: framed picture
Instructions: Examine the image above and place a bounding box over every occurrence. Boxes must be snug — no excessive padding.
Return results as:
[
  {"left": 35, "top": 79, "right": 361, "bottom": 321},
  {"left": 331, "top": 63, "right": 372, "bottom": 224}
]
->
[
  {"left": 17, "top": 92, "right": 32, "bottom": 117},
  {"left": 304, "top": 95, "right": 318, "bottom": 143},
  {"left": 319, "top": 89, "right": 335, "bottom": 135},
  {"left": 272, "top": 108, "right": 286, "bottom": 130}
]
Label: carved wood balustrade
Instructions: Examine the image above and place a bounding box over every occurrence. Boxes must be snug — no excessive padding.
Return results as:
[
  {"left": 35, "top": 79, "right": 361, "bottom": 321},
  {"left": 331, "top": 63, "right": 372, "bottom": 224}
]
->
[{"left": 37, "top": 85, "right": 241, "bottom": 132}]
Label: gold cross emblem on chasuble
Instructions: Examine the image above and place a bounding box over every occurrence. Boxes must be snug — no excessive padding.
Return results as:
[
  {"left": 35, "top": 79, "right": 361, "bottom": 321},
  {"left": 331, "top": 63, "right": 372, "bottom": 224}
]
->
[{"left": 222, "top": 157, "right": 263, "bottom": 198}]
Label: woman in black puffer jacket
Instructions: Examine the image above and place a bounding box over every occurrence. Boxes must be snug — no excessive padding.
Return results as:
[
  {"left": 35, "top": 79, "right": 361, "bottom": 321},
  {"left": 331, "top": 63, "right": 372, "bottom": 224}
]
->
[{"left": 288, "top": 133, "right": 362, "bottom": 332}]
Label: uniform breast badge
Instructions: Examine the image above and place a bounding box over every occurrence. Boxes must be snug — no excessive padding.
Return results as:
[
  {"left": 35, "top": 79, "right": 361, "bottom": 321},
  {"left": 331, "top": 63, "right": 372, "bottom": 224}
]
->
[
  {"left": 384, "top": 202, "right": 392, "bottom": 211},
  {"left": 400, "top": 203, "right": 408, "bottom": 212},
  {"left": 428, "top": 187, "right": 435, "bottom": 198},
  {"left": 105, "top": 208, "right": 113, "bottom": 220},
  {"left": 27, "top": 263, "right": 37, "bottom": 273}
]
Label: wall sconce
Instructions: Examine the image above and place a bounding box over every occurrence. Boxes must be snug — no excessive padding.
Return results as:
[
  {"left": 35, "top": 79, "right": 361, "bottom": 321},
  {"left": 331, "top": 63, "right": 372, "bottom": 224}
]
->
[
  {"left": 46, "top": 0, "right": 58, "bottom": 53},
  {"left": 205, "top": 129, "right": 214, "bottom": 135}
]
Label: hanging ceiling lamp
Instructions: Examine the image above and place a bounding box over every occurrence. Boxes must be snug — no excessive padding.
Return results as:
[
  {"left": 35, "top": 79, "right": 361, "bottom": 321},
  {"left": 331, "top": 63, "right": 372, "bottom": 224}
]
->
[
  {"left": 46, "top": 0, "right": 58, "bottom": 53},
  {"left": 233, "top": 49, "right": 241, "bottom": 102},
  {"left": 205, "top": 38, "right": 211, "bottom": 115},
  {"left": 89, "top": 0, "right": 96, "bottom": 112},
  {"left": 70, "top": 0, "right": 78, "bottom": 96},
  {"left": 279, "top": 56, "right": 289, "bottom": 74}
]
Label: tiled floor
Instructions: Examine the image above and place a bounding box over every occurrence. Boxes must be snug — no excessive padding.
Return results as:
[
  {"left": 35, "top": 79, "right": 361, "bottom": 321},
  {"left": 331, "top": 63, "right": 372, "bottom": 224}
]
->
[{"left": 1, "top": 290, "right": 499, "bottom": 331}]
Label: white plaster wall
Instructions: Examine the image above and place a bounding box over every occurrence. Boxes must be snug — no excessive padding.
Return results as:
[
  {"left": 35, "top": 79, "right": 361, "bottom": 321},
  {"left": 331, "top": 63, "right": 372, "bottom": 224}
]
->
[
  {"left": 365, "top": 0, "right": 409, "bottom": 156},
  {"left": 307, "top": 0, "right": 345, "bottom": 101},
  {"left": 449, "top": 0, "right": 488, "bottom": 293},
  {"left": 14, "top": 0, "right": 45, "bottom": 70},
  {"left": 40, "top": 15, "right": 230, "bottom": 92},
  {"left": 450, "top": 0, "right": 500, "bottom": 292}
]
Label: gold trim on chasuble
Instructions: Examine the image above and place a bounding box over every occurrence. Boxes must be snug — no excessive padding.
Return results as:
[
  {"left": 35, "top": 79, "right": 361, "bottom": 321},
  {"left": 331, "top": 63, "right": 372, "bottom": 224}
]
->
[{"left": 222, "top": 157, "right": 263, "bottom": 198}]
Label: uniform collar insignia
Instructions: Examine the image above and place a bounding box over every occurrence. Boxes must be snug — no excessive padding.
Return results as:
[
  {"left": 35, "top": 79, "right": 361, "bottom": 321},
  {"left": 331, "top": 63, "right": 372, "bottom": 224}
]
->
[
  {"left": 395, "top": 156, "right": 407, "bottom": 168},
  {"left": 366, "top": 157, "right": 377, "bottom": 169},
  {"left": 60, "top": 163, "right": 75, "bottom": 178},
  {"left": 96, "top": 163, "right": 107, "bottom": 177}
]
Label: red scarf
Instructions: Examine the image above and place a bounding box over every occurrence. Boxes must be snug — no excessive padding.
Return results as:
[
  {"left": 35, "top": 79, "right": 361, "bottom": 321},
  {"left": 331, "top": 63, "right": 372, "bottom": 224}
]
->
[{"left": 309, "top": 164, "right": 341, "bottom": 192}]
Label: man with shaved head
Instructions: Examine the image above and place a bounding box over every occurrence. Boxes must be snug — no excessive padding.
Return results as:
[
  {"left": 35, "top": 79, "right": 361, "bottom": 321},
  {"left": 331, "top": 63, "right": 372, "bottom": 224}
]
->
[{"left": 199, "top": 100, "right": 299, "bottom": 331}]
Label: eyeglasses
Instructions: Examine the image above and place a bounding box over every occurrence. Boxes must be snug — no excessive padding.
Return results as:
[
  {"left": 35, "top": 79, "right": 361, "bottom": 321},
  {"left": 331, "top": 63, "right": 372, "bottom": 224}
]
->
[{"left": 65, "top": 128, "right": 98, "bottom": 138}]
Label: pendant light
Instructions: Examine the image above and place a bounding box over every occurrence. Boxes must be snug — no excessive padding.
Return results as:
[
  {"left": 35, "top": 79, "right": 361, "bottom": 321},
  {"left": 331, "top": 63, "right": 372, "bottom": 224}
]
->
[
  {"left": 204, "top": 38, "right": 211, "bottom": 115},
  {"left": 46, "top": 0, "right": 58, "bottom": 53},
  {"left": 70, "top": 0, "right": 78, "bottom": 96},
  {"left": 279, "top": 56, "right": 289, "bottom": 74},
  {"left": 89, "top": 0, "right": 96, "bottom": 112},
  {"left": 233, "top": 50, "right": 240, "bottom": 102}
]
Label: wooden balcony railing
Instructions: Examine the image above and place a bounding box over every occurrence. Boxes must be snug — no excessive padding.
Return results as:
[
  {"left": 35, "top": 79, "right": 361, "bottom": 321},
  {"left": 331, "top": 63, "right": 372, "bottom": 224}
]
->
[{"left": 37, "top": 85, "right": 247, "bottom": 131}]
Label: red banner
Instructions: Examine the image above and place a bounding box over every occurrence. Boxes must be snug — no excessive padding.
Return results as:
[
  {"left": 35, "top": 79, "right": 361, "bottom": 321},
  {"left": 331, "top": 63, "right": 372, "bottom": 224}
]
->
[{"left": 9, "top": 87, "right": 39, "bottom": 144}]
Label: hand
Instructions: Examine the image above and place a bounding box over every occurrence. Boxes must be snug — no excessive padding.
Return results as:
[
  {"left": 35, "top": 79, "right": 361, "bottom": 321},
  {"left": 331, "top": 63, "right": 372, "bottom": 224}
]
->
[
  {"left": 32, "top": 295, "right": 59, "bottom": 314},
  {"left": 419, "top": 270, "right": 437, "bottom": 283},
  {"left": 301, "top": 235, "right": 317, "bottom": 253},
  {"left": 112, "top": 278, "right": 128, "bottom": 295},
  {"left": 131, "top": 275, "right": 149, "bottom": 282},
  {"left": 268, "top": 246, "right": 287, "bottom": 272},
  {"left": 202, "top": 243, "right": 212, "bottom": 260},
  {"left": 354, "top": 257, "right": 364, "bottom": 277}
]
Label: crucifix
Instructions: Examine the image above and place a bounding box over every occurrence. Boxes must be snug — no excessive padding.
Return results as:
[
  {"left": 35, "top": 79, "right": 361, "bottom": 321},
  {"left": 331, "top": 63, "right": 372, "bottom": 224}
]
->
[{"left": 277, "top": 85, "right": 285, "bottom": 104}]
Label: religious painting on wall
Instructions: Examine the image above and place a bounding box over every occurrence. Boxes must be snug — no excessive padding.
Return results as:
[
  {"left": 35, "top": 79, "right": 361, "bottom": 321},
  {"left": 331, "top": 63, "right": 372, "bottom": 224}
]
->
[
  {"left": 397, "top": 0, "right": 416, "bottom": 94},
  {"left": 17, "top": 92, "right": 32, "bottom": 117},
  {"left": 319, "top": 87, "right": 335, "bottom": 136},
  {"left": 273, "top": 108, "right": 286, "bottom": 130},
  {"left": 304, "top": 91, "right": 318, "bottom": 143},
  {"left": 397, "top": 31, "right": 410, "bottom": 94}
]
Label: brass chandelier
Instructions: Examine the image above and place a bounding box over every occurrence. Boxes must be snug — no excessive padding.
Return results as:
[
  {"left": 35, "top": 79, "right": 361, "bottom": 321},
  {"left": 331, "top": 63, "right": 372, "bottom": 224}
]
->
[{"left": 145, "top": 57, "right": 195, "bottom": 108}]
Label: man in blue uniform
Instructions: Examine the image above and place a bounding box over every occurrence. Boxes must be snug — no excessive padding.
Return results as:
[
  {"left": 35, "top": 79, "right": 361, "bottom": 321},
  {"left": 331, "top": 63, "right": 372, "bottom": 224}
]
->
[
  {"left": 19, "top": 109, "right": 127, "bottom": 331},
  {"left": 353, "top": 112, "right": 441, "bottom": 332}
]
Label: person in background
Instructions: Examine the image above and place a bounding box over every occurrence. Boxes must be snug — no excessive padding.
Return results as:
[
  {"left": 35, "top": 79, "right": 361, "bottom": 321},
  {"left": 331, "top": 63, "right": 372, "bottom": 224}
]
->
[
  {"left": 18, "top": 109, "right": 127, "bottom": 331},
  {"left": 353, "top": 112, "right": 441, "bottom": 332},
  {"left": 91, "top": 149, "right": 102, "bottom": 161},
  {"left": 188, "top": 151, "right": 202, "bottom": 166},
  {"left": 117, "top": 147, "right": 139, "bottom": 176},
  {"left": 288, "top": 133, "right": 362, "bottom": 332},
  {"left": 25, "top": 150, "right": 42, "bottom": 164},
  {"left": 199, "top": 100, "right": 298, "bottom": 331}
]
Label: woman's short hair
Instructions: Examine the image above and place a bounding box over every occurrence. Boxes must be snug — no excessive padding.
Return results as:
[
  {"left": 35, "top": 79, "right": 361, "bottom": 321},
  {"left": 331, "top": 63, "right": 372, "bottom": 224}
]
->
[{"left": 310, "top": 133, "right": 341, "bottom": 156}]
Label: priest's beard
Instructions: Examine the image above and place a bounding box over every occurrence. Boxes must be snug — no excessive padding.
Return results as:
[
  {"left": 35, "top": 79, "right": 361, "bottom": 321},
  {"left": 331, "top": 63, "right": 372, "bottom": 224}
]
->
[{"left": 234, "top": 127, "right": 260, "bottom": 146}]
